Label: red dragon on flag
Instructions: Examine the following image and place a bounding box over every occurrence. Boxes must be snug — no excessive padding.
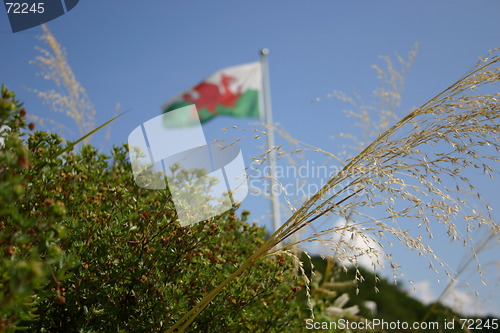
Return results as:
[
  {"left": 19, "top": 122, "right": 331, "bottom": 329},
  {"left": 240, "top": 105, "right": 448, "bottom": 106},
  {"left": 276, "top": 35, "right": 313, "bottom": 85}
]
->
[
  {"left": 182, "top": 75, "right": 242, "bottom": 115},
  {"left": 162, "top": 61, "right": 262, "bottom": 126}
]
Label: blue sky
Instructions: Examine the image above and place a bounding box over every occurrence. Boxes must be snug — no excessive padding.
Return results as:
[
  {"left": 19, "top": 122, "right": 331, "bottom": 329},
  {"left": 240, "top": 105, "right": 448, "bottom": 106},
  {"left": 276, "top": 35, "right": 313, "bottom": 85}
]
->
[{"left": 2, "top": 0, "right": 499, "bottom": 317}]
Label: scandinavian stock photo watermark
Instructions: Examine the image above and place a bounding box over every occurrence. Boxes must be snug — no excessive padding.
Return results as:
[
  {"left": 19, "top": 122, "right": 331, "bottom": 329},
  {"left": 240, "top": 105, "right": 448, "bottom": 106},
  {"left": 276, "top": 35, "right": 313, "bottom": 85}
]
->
[
  {"left": 128, "top": 106, "right": 376, "bottom": 227},
  {"left": 127, "top": 106, "right": 376, "bottom": 227},
  {"left": 3, "top": 0, "right": 80, "bottom": 32},
  {"left": 128, "top": 105, "right": 249, "bottom": 227},
  {"left": 247, "top": 160, "right": 375, "bottom": 198},
  {"left": 305, "top": 318, "right": 499, "bottom": 331}
]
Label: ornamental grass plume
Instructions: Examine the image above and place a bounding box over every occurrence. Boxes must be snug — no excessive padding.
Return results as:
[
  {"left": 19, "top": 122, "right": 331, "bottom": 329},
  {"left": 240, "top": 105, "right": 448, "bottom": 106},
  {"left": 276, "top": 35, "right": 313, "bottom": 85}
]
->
[
  {"left": 418, "top": 225, "right": 500, "bottom": 329},
  {"left": 168, "top": 50, "right": 499, "bottom": 332},
  {"left": 29, "top": 24, "right": 96, "bottom": 143}
]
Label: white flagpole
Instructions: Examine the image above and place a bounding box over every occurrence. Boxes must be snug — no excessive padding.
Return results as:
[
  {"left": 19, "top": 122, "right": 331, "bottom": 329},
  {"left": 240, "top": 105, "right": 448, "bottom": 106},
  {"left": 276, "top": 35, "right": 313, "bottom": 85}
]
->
[{"left": 260, "top": 48, "right": 281, "bottom": 236}]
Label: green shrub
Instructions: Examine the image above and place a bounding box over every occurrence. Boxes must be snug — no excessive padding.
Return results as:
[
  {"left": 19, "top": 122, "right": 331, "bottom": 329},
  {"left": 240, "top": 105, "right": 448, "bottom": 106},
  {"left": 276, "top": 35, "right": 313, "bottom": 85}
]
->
[{"left": 0, "top": 86, "right": 303, "bottom": 332}]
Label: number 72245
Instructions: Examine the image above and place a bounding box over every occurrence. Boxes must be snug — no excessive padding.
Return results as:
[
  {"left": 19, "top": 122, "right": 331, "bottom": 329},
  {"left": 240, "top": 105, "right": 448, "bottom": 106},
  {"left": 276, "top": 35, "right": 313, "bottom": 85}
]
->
[{"left": 5, "top": 2, "right": 45, "bottom": 14}]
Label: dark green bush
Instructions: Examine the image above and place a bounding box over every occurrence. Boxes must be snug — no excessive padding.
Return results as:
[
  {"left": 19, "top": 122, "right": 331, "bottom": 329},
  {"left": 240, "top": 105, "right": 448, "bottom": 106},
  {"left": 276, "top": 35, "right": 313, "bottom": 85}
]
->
[{"left": 0, "top": 85, "right": 303, "bottom": 332}]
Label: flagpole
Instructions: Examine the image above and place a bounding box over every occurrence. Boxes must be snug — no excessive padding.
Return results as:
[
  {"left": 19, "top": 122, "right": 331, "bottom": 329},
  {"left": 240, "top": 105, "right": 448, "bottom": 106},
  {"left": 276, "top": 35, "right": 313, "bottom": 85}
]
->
[{"left": 260, "top": 48, "right": 281, "bottom": 237}]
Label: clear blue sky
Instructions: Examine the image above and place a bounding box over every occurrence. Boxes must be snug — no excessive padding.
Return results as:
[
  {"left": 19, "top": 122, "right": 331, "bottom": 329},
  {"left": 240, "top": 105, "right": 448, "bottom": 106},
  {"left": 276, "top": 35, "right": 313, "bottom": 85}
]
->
[{"left": 2, "top": 0, "right": 499, "bottom": 317}]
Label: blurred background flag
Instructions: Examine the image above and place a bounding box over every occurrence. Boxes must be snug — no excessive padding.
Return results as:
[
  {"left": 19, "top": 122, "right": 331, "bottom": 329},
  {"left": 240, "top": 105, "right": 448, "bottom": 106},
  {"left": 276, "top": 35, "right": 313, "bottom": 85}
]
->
[
  {"left": 162, "top": 62, "right": 263, "bottom": 127},
  {"left": 162, "top": 51, "right": 282, "bottom": 237}
]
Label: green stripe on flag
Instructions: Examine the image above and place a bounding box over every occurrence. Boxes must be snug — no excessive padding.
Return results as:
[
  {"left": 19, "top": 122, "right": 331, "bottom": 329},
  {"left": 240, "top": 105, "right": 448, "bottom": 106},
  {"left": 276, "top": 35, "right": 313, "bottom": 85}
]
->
[{"left": 163, "top": 90, "right": 260, "bottom": 127}]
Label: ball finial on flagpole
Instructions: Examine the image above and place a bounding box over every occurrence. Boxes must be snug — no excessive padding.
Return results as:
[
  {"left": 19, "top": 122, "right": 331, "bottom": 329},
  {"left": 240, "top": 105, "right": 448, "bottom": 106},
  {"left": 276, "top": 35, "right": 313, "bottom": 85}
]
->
[{"left": 260, "top": 48, "right": 269, "bottom": 56}]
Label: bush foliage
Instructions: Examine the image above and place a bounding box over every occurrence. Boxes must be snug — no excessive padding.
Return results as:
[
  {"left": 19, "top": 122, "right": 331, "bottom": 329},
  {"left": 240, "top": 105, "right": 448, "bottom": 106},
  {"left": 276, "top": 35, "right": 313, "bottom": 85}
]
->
[{"left": 0, "top": 86, "right": 303, "bottom": 332}]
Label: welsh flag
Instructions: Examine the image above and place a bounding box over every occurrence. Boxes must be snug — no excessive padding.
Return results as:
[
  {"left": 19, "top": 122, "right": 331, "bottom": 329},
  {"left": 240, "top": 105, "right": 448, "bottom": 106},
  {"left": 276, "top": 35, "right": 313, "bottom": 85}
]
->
[{"left": 162, "top": 62, "right": 262, "bottom": 126}]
